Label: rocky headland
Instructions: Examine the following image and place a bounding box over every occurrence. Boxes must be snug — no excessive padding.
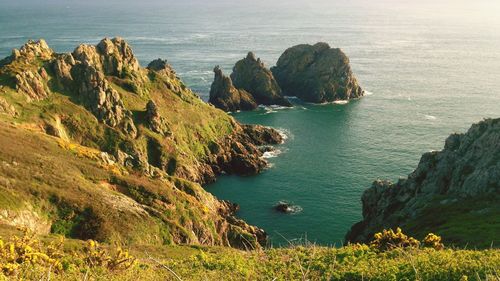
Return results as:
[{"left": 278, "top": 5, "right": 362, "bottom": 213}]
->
[
  {"left": 0, "top": 38, "right": 285, "bottom": 249},
  {"left": 346, "top": 118, "right": 500, "bottom": 247}
]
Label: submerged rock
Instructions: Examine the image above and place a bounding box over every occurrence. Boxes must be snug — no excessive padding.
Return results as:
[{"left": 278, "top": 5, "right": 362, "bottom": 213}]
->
[
  {"left": 209, "top": 66, "right": 257, "bottom": 112},
  {"left": 275, "top": 201, "right": 293, "bottom": 213},
  {"left": 272, "top": 42, "right": 364, "bottom": 103},
  {"left": 346, "top": 118, "right": 500, "bottom": 244},
  {"left": 230, "top": 52, "right": 291, "bottom": 107}
]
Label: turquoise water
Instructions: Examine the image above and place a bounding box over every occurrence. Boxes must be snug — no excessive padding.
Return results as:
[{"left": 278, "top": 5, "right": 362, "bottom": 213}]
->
[{"left": 1, "top": 0, "right": 500, "bottom": 245}]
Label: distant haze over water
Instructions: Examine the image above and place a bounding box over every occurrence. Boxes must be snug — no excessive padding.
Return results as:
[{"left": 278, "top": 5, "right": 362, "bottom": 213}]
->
[{"left": 1, "top": 0, "right": 499, "bottom": 245}]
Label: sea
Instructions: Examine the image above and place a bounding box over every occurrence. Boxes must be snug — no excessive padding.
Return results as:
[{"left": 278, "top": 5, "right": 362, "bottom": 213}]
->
[{"left": 1, "top": 0, "right": 499, "bottom": 246}]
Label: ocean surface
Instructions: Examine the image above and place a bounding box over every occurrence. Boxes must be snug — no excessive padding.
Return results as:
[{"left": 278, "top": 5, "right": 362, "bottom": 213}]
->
[{"left": 1, "top": 0, "right": 499, "bottom": 246}]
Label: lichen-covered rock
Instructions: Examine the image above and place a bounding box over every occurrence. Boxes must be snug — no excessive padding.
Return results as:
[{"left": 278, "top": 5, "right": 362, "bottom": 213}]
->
[
  {"left": 272, "top": 42, "right": 364, "bottom": 103},
  {"left": 209, "top": 66, "right": 257, "bottom": 112},
  {"left": 15, "top": 69, "right": 51, "bottom": 101},
  {"left": 230, "top": 52, "right": 291, "bottom": 107},
  {"left": 346, "top": 118, "right": 500, "bottom": 244},
  {"left": 145, "top": 100, "right": 170, "bottom": 135}
]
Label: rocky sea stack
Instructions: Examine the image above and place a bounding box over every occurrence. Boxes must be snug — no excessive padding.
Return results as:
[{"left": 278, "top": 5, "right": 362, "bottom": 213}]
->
[
  {"left": 209, "top": 66, "right": 257, "bottom": 112},
  {"left": 272, "top": 42, "right": 364, "bottom": 103},
  {"left": 209, "top": 52, "right": 292, "bottom": 112},
  {"left": 346, "top": 118, "right": 500, "bottom": 247},
  {"left": 0, "top": 38, "right": 286, "bottom": 249}
]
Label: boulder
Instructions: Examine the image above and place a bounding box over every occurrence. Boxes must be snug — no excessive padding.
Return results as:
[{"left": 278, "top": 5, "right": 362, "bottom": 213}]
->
[
  {"left": 272, "top": 42, "right": 364, "bottom": 103},
  {"left": 209, "top": 66, "right": 257, "bottom": 112},
  {"left": 230, "top": 52, "right": 291, "bottom": 107}
]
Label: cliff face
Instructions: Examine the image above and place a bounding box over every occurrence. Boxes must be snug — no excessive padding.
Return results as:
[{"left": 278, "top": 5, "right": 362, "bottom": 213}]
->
[
  {"left": 272, "top": 42, "right": 364, "bottom": 103},
  {"left": 209, "top": 66, "right": 257, "bottom": 112},
  {"left": 347, "top": 118, "right": 500, "bottom": 247},
  {"left": 0, "top": 38, "right": 284, "bottom": 249}
]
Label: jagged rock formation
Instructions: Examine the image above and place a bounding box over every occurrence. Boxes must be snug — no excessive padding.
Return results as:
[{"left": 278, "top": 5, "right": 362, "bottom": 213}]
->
[
  {"left": 15, "top": 69, "right": 51, "bottom": 101},
  {"left": 209, "top": 66, "right": 257, "bottom": 112},
  {"left": 0, "top": 38, "right": 286, "bottom": 249},
  {"left": 346, "top": 118, "right": 500, "bottom": 245},
  {"left": 272, "top": 42, "right": 364, "bottom": 103},
  {"left": 230, "top": 52, "right": 291, "bottom": 107}
]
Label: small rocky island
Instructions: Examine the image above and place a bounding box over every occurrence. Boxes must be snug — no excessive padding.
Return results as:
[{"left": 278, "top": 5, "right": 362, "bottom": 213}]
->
[
  {"left": 272, "top": 42, "right": 364, "bottom": 103},
  {"left": 209, "top": 52, "right": 291, "bottom": 111}
]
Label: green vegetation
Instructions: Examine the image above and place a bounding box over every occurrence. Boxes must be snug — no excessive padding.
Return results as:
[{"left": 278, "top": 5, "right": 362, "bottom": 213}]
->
[{"left": 1, "top": 227, "right": 499, "bottom": 281}]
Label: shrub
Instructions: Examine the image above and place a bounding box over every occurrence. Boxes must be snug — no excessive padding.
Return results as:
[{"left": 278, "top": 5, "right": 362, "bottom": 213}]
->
[
  {"left": 422, "top": 233, "right": 444, "bottom": 250},
  {"left": 370, "top": 228, "right": 420, "bottom": 251}
]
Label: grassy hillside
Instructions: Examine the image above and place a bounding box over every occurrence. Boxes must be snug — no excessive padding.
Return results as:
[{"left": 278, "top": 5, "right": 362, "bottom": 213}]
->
[{"left": 1, "top": 227, "right": 499, "bottom": 281}]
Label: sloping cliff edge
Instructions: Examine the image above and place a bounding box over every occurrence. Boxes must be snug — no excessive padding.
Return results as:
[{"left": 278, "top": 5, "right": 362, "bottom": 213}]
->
[{"left": 347, "top": 118, "right": 500, "bottom": 248}]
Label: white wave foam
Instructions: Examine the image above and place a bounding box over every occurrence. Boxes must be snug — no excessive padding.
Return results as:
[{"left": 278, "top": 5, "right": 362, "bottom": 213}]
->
[
  {"left": 424, "top": 114, "right": 437, "bottom": 120},
  {"left": 333, "top": 100, "right": 349, "bottom": 105},
  {"left": 262, "top": 149, "right": 282, "bottom": 159},
  {"left": 275, "top": 128, "right": 292, "bottom": 142},
  {"left": 364, "top": 90, "right": 374, "bottom": 96}
]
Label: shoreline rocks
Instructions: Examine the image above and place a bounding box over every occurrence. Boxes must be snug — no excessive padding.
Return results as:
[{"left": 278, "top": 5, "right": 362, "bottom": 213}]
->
[{"left": 272, "top": 42, "right": 364, "bottom": 103}]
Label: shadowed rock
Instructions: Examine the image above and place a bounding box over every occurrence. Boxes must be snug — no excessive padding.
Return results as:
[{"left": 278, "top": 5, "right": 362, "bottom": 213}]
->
[
  {"left": 230, "top": 52, "right": 291, "bottom": 107},
  {"left": 209, "top": 66, "right": 257, "bottom": 112}
]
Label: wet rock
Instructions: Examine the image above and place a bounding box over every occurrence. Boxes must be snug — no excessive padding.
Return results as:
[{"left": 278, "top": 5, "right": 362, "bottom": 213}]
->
[
  {"left": 209, "top": 66, "right": 257, "bottom": 112},
  {"left": 275, "top": 201, "right": 293, "bottom": 213},
  {"left": 272, "top": 42, "right": 364, "bottom": 103},
  {"left": 230, "top": 52, "right": 291, "bottom": 107}
]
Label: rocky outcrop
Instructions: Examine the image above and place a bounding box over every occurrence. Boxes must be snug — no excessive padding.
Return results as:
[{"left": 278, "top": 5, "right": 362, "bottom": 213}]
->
[
  {"left": 145, "top": 100, "right": 170, "bottom": 135},
  {"left": 71, "top": 61, "right": 136, "bottom": 136},
  {"left": 209, "top": 66, "right": 257, "bottom": 112},
  {"left": 230, "top": 52, "right": 291, "bottom": 107},
  {"left": 272, "top": 42, "right": 364, "bottom": 103},
  {"left": 15, "top": 69, "right": 51, "bottom": 101},
  {"left": 73, "top": 37, "right": 147, "bottom": 95},
  {"left": 53, "top": 53, "right": 76, "bottom": 89},
  {"left": 11, "top": 39, "right": 53, "bottom": 62},
  {"left": 346, "top": 118, "right": 500, "bottom": 244}
]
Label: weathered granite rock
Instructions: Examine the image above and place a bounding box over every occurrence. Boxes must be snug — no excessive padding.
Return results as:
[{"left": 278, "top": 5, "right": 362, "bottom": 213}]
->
[
  {"left": 73, "top": 38, "right": 147, "bottom": 94},
  {"left": 230, "top": 52, "right": 291, "bottom": 107},
  {"left": 13, "top": 39, "right": 53, "bottom": 62},
  {"left": 145, "top": 100, "right": 170, "bottom": 135},
  {"left": 209, "top": 66, "right": 257, "bottom": 112},
  {"left": 71, "top": 61, "right": 136, "bottom": 137},
  {"left": 272, "top": 42, "right": 364, "bottom": 103},
  {"left": 52, "top": 53, "right": 76, "bottom": 88},
  {"left": 15, "top": 69, "right": 51, "bottom": 101},
  {"left": 346, "top": 118, "right": 500, "bottom": 244}
]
